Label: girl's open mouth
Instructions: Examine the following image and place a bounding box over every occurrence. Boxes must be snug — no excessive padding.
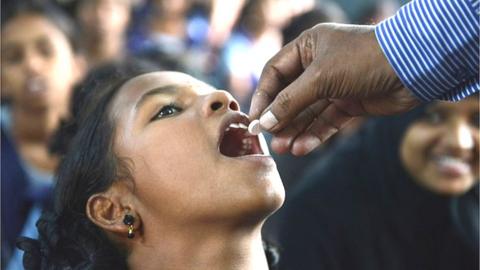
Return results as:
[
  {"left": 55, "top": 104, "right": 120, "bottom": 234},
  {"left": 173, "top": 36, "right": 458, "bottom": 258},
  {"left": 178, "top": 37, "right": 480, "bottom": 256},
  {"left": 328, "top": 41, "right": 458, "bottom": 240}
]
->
[{"left": 218, "top": 114, "right": 267, "bottom": 157}]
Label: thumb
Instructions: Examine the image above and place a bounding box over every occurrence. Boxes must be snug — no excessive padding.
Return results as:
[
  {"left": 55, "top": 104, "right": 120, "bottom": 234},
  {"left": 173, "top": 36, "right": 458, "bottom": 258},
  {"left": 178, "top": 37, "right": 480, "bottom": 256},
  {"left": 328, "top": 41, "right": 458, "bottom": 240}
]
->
[{"left": 259, "top": 63, "right": 323, "bottom": 132}]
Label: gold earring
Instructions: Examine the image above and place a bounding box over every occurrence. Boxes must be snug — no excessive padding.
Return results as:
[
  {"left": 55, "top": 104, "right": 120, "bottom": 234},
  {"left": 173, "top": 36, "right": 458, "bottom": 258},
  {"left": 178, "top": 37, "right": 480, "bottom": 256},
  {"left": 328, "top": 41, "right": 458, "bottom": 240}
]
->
[{"left": 123, "top": 214, "right": 135, "bottom": 239}]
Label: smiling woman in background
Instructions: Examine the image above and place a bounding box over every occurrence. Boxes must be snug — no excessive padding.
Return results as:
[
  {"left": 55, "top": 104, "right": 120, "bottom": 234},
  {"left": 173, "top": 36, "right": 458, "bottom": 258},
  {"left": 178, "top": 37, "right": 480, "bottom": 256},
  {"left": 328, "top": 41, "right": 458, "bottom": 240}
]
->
[
  {"left": 278, "top": 95, "right": 479, "bottom": 270},
  {"left": 1, "top": 2, "right": 84, "bottom": 268},
  {"left": 18, "top": 60, "right": 285, "bottom": 270}
]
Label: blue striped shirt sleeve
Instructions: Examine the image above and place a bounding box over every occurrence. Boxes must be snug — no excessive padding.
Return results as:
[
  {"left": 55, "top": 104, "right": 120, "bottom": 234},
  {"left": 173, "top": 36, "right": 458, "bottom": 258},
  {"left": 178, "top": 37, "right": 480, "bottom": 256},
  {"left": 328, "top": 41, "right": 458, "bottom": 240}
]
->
[{"left": 375, "top": 0, "right": 479, "bottom": 102}]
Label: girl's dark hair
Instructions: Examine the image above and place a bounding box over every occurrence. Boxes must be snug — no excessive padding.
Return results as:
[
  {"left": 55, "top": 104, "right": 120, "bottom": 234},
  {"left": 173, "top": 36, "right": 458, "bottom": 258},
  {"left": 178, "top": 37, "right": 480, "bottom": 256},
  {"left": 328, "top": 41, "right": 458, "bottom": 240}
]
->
[
  {"left": 282, "top": 9, "right": 331, "bottom": 45},
  {"left": 17, "top": 58, "right": 280, "bottom": 269},
  {"left": 1, "top": 0, "right": 81, "bottom": 53}
]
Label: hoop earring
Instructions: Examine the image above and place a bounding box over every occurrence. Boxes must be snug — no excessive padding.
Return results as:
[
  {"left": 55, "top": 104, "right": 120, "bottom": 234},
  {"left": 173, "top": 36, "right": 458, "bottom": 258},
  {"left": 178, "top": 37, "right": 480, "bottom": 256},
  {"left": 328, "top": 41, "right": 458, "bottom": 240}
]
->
[{"left": 123, "top": 214, "right": 135, "bottom": 239}]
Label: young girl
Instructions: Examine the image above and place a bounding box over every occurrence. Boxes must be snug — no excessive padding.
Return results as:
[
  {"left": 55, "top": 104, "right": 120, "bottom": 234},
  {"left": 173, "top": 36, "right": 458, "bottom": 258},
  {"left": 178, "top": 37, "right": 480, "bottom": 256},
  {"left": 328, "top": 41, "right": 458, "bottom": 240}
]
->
[
  {"left": 1, "top": 2, "right": 84, "bottom": 268},
  {"left": 18, "top": 60, "right": 285, "bottom": 269}
]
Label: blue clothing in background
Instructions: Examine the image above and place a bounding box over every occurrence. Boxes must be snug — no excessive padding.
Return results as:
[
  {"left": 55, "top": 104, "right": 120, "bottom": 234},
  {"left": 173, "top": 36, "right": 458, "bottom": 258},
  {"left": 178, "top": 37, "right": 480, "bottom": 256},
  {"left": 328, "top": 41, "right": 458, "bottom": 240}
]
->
[
  {"left": 376, "top": 0, "right": 479, "bottom": 101},
  {"left": 1, "top": 108, "right": 54, "bottom": 269}
]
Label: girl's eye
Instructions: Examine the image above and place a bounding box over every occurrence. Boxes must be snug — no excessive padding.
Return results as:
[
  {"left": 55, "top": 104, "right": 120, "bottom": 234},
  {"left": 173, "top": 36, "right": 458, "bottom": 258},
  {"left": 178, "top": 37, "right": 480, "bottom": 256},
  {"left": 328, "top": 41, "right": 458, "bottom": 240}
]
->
[
  {"left": 4, "top": 49, "right": 23, "bottom": 65},
  {"left": 151, "top": 104, "right": 182, "bottom": 120},
  {"left": 38, "top": 42, "right": 53, "bottom": 59},
  {"left": 36, "top": 38, "right": 54, "bottom": 59},
  {"left": 423, "top": 110, "right": 445, "bottom": 125}
]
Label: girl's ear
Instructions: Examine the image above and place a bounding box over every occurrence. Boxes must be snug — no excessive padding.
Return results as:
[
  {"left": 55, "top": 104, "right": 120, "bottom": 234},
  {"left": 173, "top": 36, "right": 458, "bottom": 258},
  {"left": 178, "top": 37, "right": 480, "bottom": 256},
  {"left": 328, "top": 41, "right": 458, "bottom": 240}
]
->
[{"left": 85, "top": 182, "right": 141, "bottom": 238}]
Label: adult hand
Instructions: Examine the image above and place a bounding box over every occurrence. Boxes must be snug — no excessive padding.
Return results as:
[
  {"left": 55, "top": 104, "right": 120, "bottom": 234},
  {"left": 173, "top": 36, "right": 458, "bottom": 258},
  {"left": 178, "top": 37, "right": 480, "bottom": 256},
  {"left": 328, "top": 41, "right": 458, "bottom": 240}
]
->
[{"left": 249, "top": 23, "right": 420, "bottom": 156}]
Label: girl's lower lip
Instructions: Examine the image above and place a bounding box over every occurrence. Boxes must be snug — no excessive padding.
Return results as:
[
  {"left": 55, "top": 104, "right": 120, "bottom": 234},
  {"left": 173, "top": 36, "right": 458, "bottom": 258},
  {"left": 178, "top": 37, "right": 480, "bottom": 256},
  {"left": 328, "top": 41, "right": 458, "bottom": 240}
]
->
[
  {"left": 229, "top": 154, "right": 276, "bottom": 166},
  {"left": 25, "top": 89, "right": 48, "bottom": 97}
]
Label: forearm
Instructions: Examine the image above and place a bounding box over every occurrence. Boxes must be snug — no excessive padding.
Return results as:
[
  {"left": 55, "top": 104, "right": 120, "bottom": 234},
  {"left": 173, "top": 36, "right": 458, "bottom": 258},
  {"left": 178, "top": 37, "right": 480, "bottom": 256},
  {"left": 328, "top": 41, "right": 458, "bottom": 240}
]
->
[{"left": 375, "top": 0, "right": 479, "bottom": 101}]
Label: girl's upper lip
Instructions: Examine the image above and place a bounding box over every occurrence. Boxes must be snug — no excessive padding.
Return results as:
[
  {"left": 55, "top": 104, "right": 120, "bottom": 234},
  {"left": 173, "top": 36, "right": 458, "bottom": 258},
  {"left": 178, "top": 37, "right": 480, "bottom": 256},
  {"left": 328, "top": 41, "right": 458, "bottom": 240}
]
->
[{"left": 217, "top": 112, "right": 251, "bottom": 148}]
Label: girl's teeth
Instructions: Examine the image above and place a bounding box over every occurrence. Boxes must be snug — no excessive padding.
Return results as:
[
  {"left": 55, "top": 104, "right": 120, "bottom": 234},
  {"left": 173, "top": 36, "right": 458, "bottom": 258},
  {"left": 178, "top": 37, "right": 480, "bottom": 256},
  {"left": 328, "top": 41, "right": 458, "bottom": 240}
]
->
[
  {"left": 437, "top": 156, "right": 466, "bottom": 164},
  {"left": 27, "top": 77, "right": 45, "bottom": 92},
  {"left": 238, "top": 123, "right": 248, "bottom": 129},
  {"left": 436, "top": 156, "right": 470, "bottom": 174},
  {"left": 228, "top": 123, "right": 248, "bottom": 129},
  {"left": 242, "top": 138, "right": 252, "bottom": 150},
  {"left": 242, "top": 138, "right": 252, "bottom": 144}
]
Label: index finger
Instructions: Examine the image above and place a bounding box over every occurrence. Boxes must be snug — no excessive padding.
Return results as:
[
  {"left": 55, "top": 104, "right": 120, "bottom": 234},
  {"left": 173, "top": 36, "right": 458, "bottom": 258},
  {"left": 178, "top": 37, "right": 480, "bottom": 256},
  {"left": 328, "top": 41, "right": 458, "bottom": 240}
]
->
[{"left": 249, "top": 41, "right": 305, "bottom": 119}]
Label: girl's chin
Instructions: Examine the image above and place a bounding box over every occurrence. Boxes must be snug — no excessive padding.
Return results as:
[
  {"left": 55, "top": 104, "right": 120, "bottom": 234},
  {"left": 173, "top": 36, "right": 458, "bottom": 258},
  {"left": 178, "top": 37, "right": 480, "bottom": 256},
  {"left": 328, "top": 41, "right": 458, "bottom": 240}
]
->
[
  {"left": 429, "top": 178, "right": 475, "bottom": 196},
  {"left": 253, "top": 185, "right": 285, "bottom": 216},
  {"left": 234, "top": 187, "right": 285, "bottom": 222}
]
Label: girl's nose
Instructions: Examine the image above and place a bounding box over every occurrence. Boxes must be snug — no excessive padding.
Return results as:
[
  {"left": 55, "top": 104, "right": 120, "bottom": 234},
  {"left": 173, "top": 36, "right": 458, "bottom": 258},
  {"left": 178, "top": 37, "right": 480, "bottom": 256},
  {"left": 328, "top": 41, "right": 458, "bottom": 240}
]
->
[
  {"left": 440, "top": 121, "right": 476, "bottom": 158},
  {"left": 23, "top": 51, "right": 43, "bottom": 75},
  {"left": 202, "top": 90, "right": 240, "bottom": 117}
]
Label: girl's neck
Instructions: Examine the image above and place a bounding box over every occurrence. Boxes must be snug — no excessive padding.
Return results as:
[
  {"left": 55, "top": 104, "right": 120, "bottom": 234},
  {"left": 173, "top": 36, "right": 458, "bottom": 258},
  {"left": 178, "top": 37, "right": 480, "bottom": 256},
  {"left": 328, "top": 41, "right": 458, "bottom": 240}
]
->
[
  {"left": 128, "top": 223, "right": 270, "bottom": 270},
  {"left": 12, "top": 105, "right": 64, "bottom": 143},
  {"left": 150, "top": 16, "right": 186, "bottom": 38},
  {"left": 11, "top": 105, "right": 63, "bottom": 172},
  {"left": 84, "top": 34, "right": 124, "bottom": 67}
]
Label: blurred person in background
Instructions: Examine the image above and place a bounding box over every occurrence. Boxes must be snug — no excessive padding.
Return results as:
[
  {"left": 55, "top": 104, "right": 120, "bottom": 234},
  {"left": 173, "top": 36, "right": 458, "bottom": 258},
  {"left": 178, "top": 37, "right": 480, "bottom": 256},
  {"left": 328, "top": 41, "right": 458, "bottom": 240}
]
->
[
  {"left": 282, "top": 6, "right": 346, "bottom": 45},
  {"left": 278, "top": 95, "right": 479, "bottom": 270},
  {"left": 75, "top": 0, "right": 132, "bottom": 69},
  {"left": 206, "top": 0, "right": 246, "bottom": 49},
  {"left": 1, "top": 1, "right": 85, "bottom": 268},
  {"left": 128, "top": 0, "right": 206, "bottom": 58},
  {"left": 221, "top": 0, "right": 290, "bottom": 111},
  {"left": 138, "top": 0, "right": 192, "bottom": 55},
  {"left": 128, "top": 0, "right": 228, "bottom": 89},
  {"left": 319, "top": 0, "right": 404, "bottom": 23}
]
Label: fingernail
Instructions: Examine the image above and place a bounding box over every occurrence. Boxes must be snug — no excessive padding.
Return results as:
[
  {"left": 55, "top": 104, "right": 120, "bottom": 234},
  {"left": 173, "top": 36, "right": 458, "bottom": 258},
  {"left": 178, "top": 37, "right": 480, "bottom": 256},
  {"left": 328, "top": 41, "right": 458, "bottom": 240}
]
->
[
  {"left": 259, "top": 111, "right": 278, "bottom": 130},
  {"left": 304, "top": 137, "right": 321, "bottom": 154}
]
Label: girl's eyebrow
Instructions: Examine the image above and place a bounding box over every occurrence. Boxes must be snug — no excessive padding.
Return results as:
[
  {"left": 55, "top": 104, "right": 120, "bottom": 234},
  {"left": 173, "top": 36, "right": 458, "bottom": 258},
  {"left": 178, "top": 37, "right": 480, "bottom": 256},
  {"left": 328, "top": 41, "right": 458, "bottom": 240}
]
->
[{"left": 135, "top": 85, "right": 178, "bottom": 110}]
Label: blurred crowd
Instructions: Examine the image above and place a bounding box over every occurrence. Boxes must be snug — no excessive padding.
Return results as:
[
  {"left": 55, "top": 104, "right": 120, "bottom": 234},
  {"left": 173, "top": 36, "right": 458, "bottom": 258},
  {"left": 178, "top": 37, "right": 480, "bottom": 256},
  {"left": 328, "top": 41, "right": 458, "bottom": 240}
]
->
[
  {"left": 1, "top": 0, "right": 408, "bottom": 108},
  {"left": 2, "top": 0, "right": 478, "bottom": 269}
]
